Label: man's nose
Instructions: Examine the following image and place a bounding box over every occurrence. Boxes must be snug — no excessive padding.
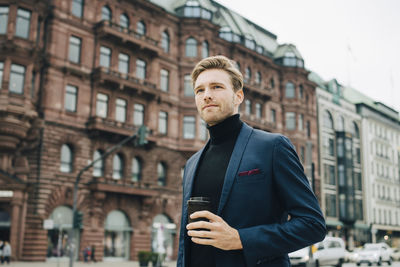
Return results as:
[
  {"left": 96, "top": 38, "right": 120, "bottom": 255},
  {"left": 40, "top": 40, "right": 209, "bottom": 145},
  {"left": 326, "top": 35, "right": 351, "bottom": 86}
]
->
[{"left": 203, "top": 87, "right": 212, "bottom": 100}]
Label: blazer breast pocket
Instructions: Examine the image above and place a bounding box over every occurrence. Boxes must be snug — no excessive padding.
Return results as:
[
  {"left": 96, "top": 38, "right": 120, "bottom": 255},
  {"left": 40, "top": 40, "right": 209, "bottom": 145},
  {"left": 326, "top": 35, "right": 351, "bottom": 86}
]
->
[{"left": 236, "top": 168, "right": 265, "bottom": 183}]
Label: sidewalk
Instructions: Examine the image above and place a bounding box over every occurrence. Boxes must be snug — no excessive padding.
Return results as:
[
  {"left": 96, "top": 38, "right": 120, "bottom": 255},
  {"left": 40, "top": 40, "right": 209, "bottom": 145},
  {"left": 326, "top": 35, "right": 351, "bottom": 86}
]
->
[{"left": 4, "top": 261, "right": 177, "bottom": 267}]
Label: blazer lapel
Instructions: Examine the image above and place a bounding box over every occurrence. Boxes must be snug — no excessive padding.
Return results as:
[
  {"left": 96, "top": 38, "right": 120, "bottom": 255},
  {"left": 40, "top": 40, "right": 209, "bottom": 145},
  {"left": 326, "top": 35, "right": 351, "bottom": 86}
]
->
[{"left": 217, "top": 123, "right": 253, "bottom": 215}]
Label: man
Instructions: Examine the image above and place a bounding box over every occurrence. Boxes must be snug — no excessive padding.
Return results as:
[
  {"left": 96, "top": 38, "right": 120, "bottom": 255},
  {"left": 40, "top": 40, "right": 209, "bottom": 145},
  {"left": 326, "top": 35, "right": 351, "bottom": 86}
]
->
[{"left": 177, "top": 55, "right": 326, "bottom": 267}]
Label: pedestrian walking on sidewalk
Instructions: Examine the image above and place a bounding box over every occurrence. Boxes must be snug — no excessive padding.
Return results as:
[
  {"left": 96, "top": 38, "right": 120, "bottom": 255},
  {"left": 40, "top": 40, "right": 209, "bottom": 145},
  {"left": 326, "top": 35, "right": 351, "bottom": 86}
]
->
[{"left": 2, "top": 242, "right": 11, "bottom": 264}]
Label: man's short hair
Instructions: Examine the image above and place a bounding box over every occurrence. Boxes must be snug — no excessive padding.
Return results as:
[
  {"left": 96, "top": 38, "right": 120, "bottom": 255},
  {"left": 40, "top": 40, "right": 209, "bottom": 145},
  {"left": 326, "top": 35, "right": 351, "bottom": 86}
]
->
[{"left": 191, "top": 55, "right": 243, "bottom": 92}]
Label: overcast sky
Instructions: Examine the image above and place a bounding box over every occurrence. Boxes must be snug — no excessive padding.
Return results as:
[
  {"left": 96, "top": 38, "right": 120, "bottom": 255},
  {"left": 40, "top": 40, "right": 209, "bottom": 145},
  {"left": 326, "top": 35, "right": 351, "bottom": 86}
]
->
[{"left": 216, "top": 0, "right": 400, "bottom": 113}]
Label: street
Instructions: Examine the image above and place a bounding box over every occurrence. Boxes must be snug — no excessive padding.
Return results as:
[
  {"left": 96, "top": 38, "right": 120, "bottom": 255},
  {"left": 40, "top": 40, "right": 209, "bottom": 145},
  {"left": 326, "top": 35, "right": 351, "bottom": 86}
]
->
[{"left": 343, "top": 263, "right": 400, "bottom": 267}]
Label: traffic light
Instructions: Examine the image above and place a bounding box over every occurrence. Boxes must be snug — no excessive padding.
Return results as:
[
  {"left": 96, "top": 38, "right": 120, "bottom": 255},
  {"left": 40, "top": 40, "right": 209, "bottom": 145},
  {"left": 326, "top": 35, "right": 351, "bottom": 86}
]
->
[
  {"left": 73, "top": 211, "right": 83, "bottom": 229},
  {"left": 137, "top": 125, "right": 148, "bottom": 146}
]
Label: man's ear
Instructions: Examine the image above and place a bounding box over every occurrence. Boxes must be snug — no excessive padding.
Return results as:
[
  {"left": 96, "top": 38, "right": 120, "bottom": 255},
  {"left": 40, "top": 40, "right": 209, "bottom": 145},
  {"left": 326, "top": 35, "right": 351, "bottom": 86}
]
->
[{"left": 235, "top": 89, "right": 244, "bottom": 105}]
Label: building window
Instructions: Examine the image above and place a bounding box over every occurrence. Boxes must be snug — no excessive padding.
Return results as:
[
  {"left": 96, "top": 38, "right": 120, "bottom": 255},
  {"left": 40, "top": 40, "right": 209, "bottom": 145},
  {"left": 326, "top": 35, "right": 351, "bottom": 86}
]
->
[
  {"left": 119, "top": 13, "right": 129, "bottom": 29},
  {"left": 72, "top": 0, "right": 84, "bottom": 18},
  {"left": 118, "top": 53, "right": 129, "bottom": 74},
  {"left": 183, "top": 116, "right": 196, "bottom": 139},
  {"left": 137, "top": 21, "right": 146, "bottom": 36},
  {"left": 270, "top": 109, "right": 276, "bottom": 123},
  {"left": 285, "top": 112, "right": 296, "bottom": 130},
  {"left": 270, "top": 78, "right": 275, "bottom": 89},
  {"left": 355, "top": 147, "right": 361, "bottom": 164},
  {"left": 133, "top": 103, "right": 144, "bottom": 126},
  {"left": 136, "top": 59, "right": 146, "bottom": 79},
  {"left": 323, "top": 110, "right": 334, "bottom": 129},
  {"left": 160, "top": 69, "right": 169, "bottom": 92},
  {"left": 300, "top": 146, "right": 305, "bottom": 163},
  {"left": 245, "top": 99, "right": 251, "bottom": 115},
  {"left": 101, "top": 5, "right": 112, "bottom": 21},
  {"left": 338, "top": 165, "right": 345, "bottom": 186},
  {"left": 324, "top": 164, "right": 336, "bottom": 185},
  {"left": 100, "top": 46, "right": 111, "bottom": 68},
  {"left": 185, "top": 37, "right": 197, "bottom": 57},
  {"left": 131, "top": 157, "right": 142, "bottom": 182},
  {"left": 157, "top": 162, "right": 166, "bottom": 186},
  {"left": 244, "top": 67, "right": 251, "bottom": 83},
  {"left": 115, "top": 98, "right": 127, "bottom": 122},
  {"left": 337, "top": 116, "right": 345, "bottom": 131},
  {"left": 200, "top": 120, "right": 208, "bottom": 141},
  {"left": 354, "top": 172, "right": 362, "bottom": 191},
  {"left": 69, "top": 36, "right": 81, "bottom": 63},
  {"left": 9, "top": 64, "right": 25, "bottom": 94},
  {"left": 112, "top": 154, "right": 123, "bottom": 179},
  {"left": 65, "top": 85, "right": 78, "bottom": 112},
  {"left": 93, "top": 150, "right": 103, "bottom": 177},
  {"left": 352, "top": 122, "right": 360, "bottom": 138},
  {"left": 15, "top": 8, "right": 31, "bottom": 39},
  {"left": 325, "top": 137, "right": 334, "bottom": 156},
  {"left": 0, "top": 6, "right": 9, "bottom": 34},
  {"left": 299, "top": 84, "right": 304, "bottom": 99},
  {"left": 306, "top": 121, "right": 311, "bottom": 138},
  {"left": 255, "top": 71, "right": 261, "bottom": 85},
  {"left": 161, "top": 31, "right": 170, "bottom": 53},
  {"left": 298, "top": 114, "right": 303, "bottom": 130},
  {"left": 325, "top": 194, "right": 337, "bottom": 217},
  {"left": 184, "top": 74, "right": 193, "bottom": 96},
  {"left": 255, "top": 103, "right": 262, "bottom": 119},
  {"left": 0, "top": 62, "right": 3, "bottom": 88},
  {"left": 60, "top": 144, "right": 73, "bottom": 173},
  {"left": 96, "top": 93, "right": 108, "bottom": 118},
  {"left": 285, "top": 82, "right": 295, "bottom": 98},
  {"left": 202, "top": 41, "right": 209, "bottom": 58},
  {"left": 158, "top": 111, "right": 168, "bottom": 135}
]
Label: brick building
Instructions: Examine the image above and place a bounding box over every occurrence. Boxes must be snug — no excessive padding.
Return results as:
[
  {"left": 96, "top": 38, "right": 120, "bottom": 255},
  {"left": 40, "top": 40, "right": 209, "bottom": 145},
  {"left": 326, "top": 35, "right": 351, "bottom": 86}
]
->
[{"left": 0, "top": 0, "right": 319, "bottom": 261}]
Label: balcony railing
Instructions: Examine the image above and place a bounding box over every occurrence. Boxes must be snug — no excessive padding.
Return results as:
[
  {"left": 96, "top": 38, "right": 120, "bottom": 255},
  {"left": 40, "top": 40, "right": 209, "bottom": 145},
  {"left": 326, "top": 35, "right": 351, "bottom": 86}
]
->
[{"left": 95, "top": 20, "right": 161, "bottom": 55}]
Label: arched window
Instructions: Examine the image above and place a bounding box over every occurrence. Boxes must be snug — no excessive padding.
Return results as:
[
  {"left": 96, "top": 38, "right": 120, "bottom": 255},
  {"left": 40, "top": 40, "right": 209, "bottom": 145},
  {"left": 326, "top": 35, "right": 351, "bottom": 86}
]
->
[
  {"left": 104, "top": 210, "right": 132, "bottom": 259},
  {"left": 137, "top": 20, "right": 146, "bottom": 36},
  {"left": 131, "top": 157, "right": 142, "bottom": 182},
  {"left": 285, "top": 82, "right": 295, "bottom": 98},
  {"left": 60, "top": 144, "right": 73, "bottom": 173},
  {"left": 113, "top": 154, "right": 124, "bottom": 179},
  {"left": 161, "top": 31, "right": 170, "bottom": 53},
  {"left": 202, "top": 41, "right": 209, "bottom": 58},
  {"left": 101, "top": 5, "right": 112, "bottom": 21},
  {"left": 185, "top": 38, "right": 197, "bottom": 57},
  {"left": 337, "top": 116, "right": 345, "bottom": 131},
  {"left": 255, "top": 71, "right": 261, "bottom": 85},
  {"left": 93, "top": 150, "right": 104, "bottom": 177},
  {"left": 323, "top": 110, "right": 334, "bottom": 129},
  {"left": 47, "top": 206, "right": 74, "bottom": 258},
  {"left": 119, "top": 13, "right": 129, "bottom": 29},
  {"left": 157, "top": 162, "right": 167, "bottom": 186},
  {"left": 244, "top": 67, "right": 251, "bottom": 83},
  {"left": 353, "top": 122, "right": 360, "bottom": 138},
  {"left": 151, "top": 214, "right": 176, "bottom": 259}
]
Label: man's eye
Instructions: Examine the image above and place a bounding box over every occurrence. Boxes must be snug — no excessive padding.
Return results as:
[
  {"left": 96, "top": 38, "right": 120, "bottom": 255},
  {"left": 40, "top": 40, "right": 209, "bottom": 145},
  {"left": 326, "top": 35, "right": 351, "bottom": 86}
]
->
[
  {"left": 195, "top": 89, "right": 204, "bottom": 94},
  {"left": 214, "top": 85, "right": 223, "bottom": 89}
]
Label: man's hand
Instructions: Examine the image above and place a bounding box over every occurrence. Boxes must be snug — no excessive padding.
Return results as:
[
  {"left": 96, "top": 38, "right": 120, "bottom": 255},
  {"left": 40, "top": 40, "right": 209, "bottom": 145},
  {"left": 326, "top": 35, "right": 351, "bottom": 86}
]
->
[{"left": 186, "top": 210, "right": 243, "bottom": 250}]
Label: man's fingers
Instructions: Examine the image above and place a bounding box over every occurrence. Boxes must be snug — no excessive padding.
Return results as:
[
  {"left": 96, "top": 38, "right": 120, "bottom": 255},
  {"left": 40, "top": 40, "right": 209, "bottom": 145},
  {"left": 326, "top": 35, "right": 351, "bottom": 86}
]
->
[
  {"left": 187, "top": 230, "right": 216, "bottom": 239},
  {"left": 186, "top": 220, "right": 212, "bottom": 230},
  {"left": 191, "top": 237, "right": 214, "bottom": 246},
  {"left": 189, "top": 210, "right": 221, "bottom": 221}
]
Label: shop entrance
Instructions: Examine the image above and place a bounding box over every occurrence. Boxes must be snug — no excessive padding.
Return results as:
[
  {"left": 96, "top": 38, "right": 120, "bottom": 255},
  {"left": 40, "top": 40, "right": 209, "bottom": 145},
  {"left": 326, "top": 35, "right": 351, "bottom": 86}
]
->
[{"left": 0, "top": 210, "right": 10, "bottom": 242}]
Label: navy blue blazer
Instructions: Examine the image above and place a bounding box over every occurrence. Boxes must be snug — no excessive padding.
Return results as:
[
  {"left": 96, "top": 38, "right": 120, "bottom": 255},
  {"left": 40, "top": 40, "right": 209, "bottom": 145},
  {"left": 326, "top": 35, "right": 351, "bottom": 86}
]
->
[{"left": 177, "top": 123, "right": 326, "bottom": 267}]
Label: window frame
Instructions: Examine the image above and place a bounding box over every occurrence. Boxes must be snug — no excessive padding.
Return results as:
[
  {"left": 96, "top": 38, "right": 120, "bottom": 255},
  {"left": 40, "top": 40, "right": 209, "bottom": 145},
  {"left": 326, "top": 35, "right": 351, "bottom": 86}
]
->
[
  {"left": 185, "top": 37, "right": 197, "bottom": 57},
  {"left": 69, "top": 35, "right": 82, "bottom": 64},
  {"left": 115, "top": 98, "right": 127, "bottom": 122},
  {"left": 0, "top": 6, "right": 9, "bottom": 34},
  {"left": 60, "top": 144, "right": 73, "bottom": 173},
  {"left": 9, "top": 63, "right": 26, "bottom": 94},
  {"left": 183, "top": 116, "right": 196, "bottom": 139},
  {"left": 65, "top": 84, "right": 78, "bottom": 112},
  {"left": 96, "top": 93, "right": 108, "bottom": 118},
  {"left": 15, "top": 8, "right": 31, "bottom": 39}
]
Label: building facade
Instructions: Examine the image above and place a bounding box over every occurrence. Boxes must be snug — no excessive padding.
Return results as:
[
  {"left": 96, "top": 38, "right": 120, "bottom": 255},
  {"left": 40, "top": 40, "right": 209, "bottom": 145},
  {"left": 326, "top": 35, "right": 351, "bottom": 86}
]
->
[
  {"left": 344, "top": 88, "right": 400, "bottom": 247},
  {"left": 0, "top": 0, "right": 319, "bottom": 261},
  {"left": 312, "top": 74, "right": 367, "bottom": 249}
]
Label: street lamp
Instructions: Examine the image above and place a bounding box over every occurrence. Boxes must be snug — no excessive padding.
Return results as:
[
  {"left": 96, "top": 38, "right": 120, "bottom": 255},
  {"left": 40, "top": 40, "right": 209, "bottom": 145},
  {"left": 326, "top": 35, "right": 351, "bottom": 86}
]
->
[{"left": 68, "top": 125, "right": 148, "bottom": 267}]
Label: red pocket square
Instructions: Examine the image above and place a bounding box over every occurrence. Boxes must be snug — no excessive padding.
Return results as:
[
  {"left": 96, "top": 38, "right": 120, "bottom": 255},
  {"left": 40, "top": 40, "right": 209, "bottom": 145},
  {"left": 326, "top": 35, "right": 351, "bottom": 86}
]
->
[{"left": 238, "top": 168, "right": 260, "bottom": 176}]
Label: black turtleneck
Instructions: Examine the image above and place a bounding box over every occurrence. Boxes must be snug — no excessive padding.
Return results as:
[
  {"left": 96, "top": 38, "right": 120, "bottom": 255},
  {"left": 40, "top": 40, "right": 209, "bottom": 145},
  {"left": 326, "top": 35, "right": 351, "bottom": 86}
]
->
[{"left": 189, "top": 114, "right": 243, "bottom": 267}]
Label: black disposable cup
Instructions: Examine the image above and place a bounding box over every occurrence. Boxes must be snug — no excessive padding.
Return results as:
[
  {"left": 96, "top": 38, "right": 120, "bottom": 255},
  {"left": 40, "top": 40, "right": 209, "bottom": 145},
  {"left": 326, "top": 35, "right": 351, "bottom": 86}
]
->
[{"left": 187, "top": 197, "right": 211, "bottom": 224}]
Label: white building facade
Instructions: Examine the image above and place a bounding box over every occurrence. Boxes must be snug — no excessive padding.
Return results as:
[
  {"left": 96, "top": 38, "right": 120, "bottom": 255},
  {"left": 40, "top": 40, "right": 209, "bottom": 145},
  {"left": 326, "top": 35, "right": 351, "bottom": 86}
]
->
[{"left": 313, "top": 75, "right": 368, "bottom": 249}]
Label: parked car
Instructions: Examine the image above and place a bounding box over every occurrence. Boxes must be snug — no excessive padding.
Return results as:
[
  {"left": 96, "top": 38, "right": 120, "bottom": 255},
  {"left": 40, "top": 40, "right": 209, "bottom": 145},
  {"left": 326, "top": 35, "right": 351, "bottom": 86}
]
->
[
  {"left": 391, "top": 248, "right": 400, "bottom": 261},
  {"left": 346, "top": 247, "right": 362, "bottom": 263},
  {"left": 313, "top": 237, "right": 346, "bottom": 267},
  {"left": 356, "top": 243, "right": 393, "bottom": 266},
  {"left": 289, "top": 246, "right": 315, "bottom": 266}
]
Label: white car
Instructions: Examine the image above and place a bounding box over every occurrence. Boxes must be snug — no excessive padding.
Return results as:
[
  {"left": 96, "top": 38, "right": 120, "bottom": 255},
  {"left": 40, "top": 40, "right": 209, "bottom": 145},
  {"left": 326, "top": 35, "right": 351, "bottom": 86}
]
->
[
  {"left": 289, "top": 246, "right": 314, "bottom": 267},
  {"left": 391, "top": 248, "right": 400, "bottom": 261},
  {"left": 356, "top": 243, "right": 393, "bottom": 266},
  {"left": 313, "top": 237, "right": 346, "bottom": 267}
]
